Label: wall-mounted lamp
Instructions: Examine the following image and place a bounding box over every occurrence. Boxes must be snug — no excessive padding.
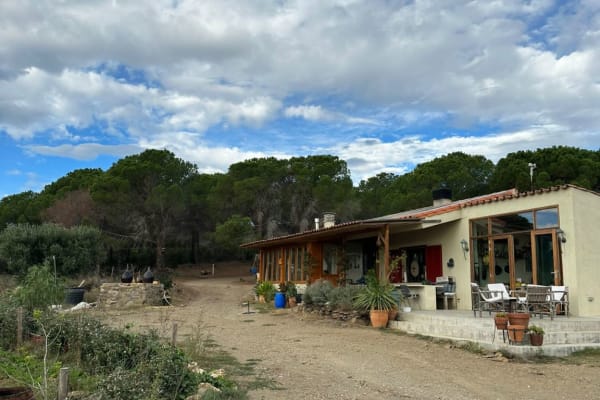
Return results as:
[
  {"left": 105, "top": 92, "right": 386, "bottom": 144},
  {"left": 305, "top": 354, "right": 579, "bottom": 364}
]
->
[
  {"left": 557, "top": 229, "right": 567, "bottom": 243},
  {"left": 447, "top": 258, "right": 455, "bottom": 268},
  {"left": 460, "top": 239, "right": 469, "bottom": 260}
]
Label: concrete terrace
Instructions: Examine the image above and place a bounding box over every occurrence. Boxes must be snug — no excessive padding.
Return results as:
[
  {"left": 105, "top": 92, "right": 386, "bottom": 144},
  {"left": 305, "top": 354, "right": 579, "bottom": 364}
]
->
[{"left": 388, "top": 310, "right": 600, "bottom": 358}]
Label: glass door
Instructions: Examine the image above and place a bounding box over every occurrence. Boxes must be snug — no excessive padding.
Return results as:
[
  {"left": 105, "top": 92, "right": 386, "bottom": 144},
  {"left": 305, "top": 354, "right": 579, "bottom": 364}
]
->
[
  {"left": 533, "top": 230, "right": 561, "bottom": 285},
  {"left": 490, "top": 236, "right": 513, "bottom": 286}
]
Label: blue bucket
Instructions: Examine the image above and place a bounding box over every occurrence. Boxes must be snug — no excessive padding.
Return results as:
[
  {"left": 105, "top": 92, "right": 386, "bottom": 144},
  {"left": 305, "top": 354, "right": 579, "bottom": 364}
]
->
[{"left": 274, "top": 292, "right": 286, "bottom": 308}]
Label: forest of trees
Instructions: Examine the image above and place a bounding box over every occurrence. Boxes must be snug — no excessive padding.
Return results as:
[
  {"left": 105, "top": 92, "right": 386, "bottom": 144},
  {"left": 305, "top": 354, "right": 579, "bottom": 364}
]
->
[{"left": 0, "top": 146, "right": 598, "bottom": 274}]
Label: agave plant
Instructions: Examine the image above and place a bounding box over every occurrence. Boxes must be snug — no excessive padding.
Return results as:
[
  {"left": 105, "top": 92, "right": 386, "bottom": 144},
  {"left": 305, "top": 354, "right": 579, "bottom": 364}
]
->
[{"left": 353, "top": 271, "right": 397, "bottom": 312}]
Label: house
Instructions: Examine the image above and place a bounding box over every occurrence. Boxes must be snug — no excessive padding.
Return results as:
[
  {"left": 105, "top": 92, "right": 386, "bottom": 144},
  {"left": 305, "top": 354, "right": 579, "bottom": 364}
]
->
[{"left": 241, "top": 185, "right": 600, "bottom": 317}]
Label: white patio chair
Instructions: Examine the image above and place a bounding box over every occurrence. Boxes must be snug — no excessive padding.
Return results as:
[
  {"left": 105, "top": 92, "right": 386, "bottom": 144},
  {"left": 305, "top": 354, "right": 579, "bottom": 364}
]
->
[
  {"left": 551, "top": 285, "right": 569, "bottom": 316},
  {"left": 471, "top": 282, "right": 505, "bottom": 317},
  {"left": 487, "top": 283, "right": 517, "bottom": 312}
]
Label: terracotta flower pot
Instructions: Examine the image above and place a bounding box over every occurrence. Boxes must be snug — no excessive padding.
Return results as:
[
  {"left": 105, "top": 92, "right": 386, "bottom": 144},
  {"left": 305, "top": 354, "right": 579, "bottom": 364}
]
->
[
  {"left": 388, "top": 308, "right": 399, "bottom": 322},
  {"left": 530, "top": 333, "right": 544, "bottom": 346},
  {"left": 369, "top": 309, "right": 389, "bottom": 328},
  {"left": 508, "top": 325, "right": 526, "bottom": 343},
  {"left": 494, "top": 316, "right": 508, "bottom": 330},
  {"left": 508, "top": 313, "right": 530, "bottom": 328}
]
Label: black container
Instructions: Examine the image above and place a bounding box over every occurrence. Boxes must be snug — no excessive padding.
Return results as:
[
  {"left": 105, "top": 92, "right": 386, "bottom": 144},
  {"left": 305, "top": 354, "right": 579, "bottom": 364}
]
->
[
  {"left": 142, "top": 267, "right": 154, "bottom": 283},
  {"left": 0, "top": 387, "right": 34, "bottom": 399},
  {"left": 121, "top": 269, "right": 133, "bottom": 283},
  {"left": 64, "top": 287, "right": 85, "bottom": 305}
]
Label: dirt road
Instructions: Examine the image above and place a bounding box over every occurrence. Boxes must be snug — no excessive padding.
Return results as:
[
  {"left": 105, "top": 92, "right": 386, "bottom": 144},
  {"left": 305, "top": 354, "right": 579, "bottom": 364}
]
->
[{"left": 99, "top": 266, "right": 600, "bottom": 400}]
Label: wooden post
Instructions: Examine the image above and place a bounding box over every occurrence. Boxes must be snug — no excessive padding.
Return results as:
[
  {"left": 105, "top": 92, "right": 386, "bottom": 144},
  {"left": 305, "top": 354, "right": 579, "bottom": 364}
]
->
[
  {"left": 171, "top": 323, "right": 178, "bottom": 346},
  {"left": 384, "top": 224, "right": 390, "bottom": 280},
  {"left": 58, "top": 367, "right": 69, "bottom": 400},
  {"left": 212, "top": 264, "right": 215, "bottom": 276},
  {"left": 16, "top": 307, "right": 23, "bottom": 347}
]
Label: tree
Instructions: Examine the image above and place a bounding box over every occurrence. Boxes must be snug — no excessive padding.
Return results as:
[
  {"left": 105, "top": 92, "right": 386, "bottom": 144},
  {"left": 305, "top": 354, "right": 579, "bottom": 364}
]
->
[
  {"left": 490, "top": 146, "right": 600, "bottom": 192},
  {"left": 213, "top": 215, "right": 255, "bottom": 260},
  {"left": 91, "top": 149, "right": 197, "bottom": 268}
]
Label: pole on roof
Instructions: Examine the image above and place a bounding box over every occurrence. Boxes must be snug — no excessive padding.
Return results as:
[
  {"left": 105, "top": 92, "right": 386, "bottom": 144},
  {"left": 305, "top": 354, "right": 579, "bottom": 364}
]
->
[{"left": 528, "top": 163, "right": 536, "bottom": 191}]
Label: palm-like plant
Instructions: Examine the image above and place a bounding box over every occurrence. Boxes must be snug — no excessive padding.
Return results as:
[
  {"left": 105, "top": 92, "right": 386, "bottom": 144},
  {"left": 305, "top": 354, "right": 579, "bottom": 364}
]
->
[{"left": 353, "top": 270, "right": 397, "bottom": 312}]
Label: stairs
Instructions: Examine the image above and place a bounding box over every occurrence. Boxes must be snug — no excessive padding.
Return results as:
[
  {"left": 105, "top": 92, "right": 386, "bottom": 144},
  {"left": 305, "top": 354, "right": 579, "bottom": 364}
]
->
[{"left": 388, "top": 311, "right": 600, "bottom": 357}]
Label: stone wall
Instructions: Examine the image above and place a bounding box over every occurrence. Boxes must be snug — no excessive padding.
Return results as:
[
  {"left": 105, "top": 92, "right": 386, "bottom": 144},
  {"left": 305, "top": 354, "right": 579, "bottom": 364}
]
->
[{"left": 98, "top": 282, "right": 165, "bottom": 308}]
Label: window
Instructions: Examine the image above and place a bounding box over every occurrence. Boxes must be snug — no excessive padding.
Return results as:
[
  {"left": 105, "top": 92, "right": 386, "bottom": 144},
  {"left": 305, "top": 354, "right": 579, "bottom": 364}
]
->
[
  {"left": 535, "top": 207, "right": 559, "bottom": 229},
  {"left": 323, "top": 244, "right": 338, "bottom": 275}
]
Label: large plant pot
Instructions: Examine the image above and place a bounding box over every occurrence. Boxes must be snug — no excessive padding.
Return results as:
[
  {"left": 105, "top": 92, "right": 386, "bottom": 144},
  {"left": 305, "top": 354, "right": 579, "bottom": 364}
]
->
[
  {"left": 388, "top": 308, "right": 399, "bottom": 322},
  {"left": 508, "top": 313, "right": 530, "bottom": 328},
  {"left": 369, "top": 309, "right": 389, "bottom": 328},
  {"left": 64, "top": 287, "right": 85, "bottom": 305},
  {"left": 508, "top": 325, "right": 526, "bottom": 344},
  {"left": 0, "top": 387, "right": 35, "bottom": 400},
  {"left": 530, "top": 333, "right": 544, "bottom": 346},
  {"left": 494, "top": 316, "right": 508, "bottom": 330}
]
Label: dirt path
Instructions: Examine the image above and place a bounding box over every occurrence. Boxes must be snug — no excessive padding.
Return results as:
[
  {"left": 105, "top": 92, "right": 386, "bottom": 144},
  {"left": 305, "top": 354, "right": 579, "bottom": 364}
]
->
[{"left": 98, "top": 267, "right": 600, "bottom": 400}]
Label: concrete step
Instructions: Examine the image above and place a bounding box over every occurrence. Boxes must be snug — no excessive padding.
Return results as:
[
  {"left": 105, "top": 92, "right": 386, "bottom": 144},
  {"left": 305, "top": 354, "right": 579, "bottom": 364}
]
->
[{"left": 388, "top": 311, "right": 600, "bottom": 356}]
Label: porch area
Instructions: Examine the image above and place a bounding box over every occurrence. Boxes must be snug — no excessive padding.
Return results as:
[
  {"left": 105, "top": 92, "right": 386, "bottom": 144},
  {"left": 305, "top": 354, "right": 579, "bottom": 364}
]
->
[{"left": 388, "top": 310, "right": 600, "bottom": 358}]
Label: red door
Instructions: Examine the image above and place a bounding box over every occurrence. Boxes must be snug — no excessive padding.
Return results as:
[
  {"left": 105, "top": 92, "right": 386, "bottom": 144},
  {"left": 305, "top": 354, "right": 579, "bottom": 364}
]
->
[{"left": 426, "top": 245, "right": 443, "bottom": 281}]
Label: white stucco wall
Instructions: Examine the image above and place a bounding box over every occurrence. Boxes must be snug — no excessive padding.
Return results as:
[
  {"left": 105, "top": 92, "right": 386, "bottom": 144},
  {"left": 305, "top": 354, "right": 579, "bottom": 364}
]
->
[{"left": 387, "top": 187, "right": 600, "bottom": 316}]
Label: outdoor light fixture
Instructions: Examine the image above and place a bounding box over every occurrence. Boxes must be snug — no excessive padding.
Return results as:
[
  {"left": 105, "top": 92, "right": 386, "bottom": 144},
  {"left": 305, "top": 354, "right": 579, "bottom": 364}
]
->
[
  {"left": 557, "top": 229, "right": 567, "bottom": 243},
  {"left": 460, "top": 239, "right": 469, "bottom": 252}
]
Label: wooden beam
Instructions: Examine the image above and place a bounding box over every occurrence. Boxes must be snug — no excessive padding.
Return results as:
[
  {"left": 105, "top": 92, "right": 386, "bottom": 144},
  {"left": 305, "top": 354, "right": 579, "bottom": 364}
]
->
[{"left": 384, "top": 224, "right": 390, "bottom": 281}]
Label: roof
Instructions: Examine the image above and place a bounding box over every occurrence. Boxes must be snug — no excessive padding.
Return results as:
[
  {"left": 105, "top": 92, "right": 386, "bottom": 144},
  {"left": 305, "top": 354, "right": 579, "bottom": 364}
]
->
[{"left": 240, "top": 184, "right": 597, "bottom": 249}]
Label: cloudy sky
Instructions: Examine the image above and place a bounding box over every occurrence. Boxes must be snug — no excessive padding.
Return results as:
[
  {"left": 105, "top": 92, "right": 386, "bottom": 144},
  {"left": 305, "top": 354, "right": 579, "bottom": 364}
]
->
[{"left": 1, "top": 0, "right": 599, "bottom": 197}]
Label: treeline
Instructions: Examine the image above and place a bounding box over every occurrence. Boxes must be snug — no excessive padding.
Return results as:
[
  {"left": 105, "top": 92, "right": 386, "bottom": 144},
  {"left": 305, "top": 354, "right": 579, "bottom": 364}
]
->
[{"left": 0, "top": 146, "right": 598, "bottom": 274}]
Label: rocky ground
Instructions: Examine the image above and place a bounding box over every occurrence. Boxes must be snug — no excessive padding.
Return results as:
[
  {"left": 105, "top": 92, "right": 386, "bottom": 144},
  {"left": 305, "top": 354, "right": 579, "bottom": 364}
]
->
[{"left": 95, "top": 263, "right": 600, "bottom": 400}]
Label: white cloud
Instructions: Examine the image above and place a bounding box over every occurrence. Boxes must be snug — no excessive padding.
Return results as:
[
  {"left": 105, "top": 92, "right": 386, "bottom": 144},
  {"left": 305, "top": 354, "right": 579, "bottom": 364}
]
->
[{"left": 0, "top": 0, "right": 599, "bottom": 191}]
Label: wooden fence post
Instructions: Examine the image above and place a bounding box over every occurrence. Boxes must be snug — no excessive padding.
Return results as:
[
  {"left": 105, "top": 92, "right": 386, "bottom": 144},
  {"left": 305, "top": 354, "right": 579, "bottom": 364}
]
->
[
  {"left": 172, "top": 322, "right": 178, "bottom": 346},
  {"left": 16, "top": 307, "right": 23, "bottom": 347},
  {"left": 58, "top": 367, "right": 69, "bottom": 400}
]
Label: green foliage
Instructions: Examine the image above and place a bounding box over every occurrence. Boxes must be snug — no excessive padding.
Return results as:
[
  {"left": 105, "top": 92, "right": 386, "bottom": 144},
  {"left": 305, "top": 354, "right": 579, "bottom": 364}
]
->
[
  {"left": 490, "top": 146, "right": 600, "bottom": 192},
  {"left": 353, "top": 271, "right": 396, "bottom": 311},
  {"left": 14, "top": 264, "right": 64, "bottom": 311},
  {"left": 529, "top": 325, "right": 545, "bottom": 335},
  {"left": 303, "top": 280, "right": 334, "bottom": 307},
  {"left": 327, "top": 285, "right": 362, "bottom": 311},
  {"left": 0, "top": 223, "right": 105, "bottom": 275},
  {"left": 284, "top": 281, "right": 297, "bottom": 297},
  {"left": 213, "top": 215, "right": 255, "bottom": 260},
  {"left": 255, "top": 281, "right": 276, "bottom": 301}
]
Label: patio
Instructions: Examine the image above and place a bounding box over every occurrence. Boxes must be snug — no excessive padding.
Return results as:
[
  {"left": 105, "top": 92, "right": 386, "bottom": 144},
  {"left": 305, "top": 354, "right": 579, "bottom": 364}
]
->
[{"left": 388, "top": 310, "right": 600, "bottom": 358}]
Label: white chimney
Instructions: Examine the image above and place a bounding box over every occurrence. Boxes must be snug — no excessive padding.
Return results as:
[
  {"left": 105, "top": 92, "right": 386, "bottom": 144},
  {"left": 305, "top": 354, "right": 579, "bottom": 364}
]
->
[
  {"left": 314, "top": 218, "right": 320, "bottom": 230},
  {"left": 323, "top": 212, "right": 336, "bottom": 228}
]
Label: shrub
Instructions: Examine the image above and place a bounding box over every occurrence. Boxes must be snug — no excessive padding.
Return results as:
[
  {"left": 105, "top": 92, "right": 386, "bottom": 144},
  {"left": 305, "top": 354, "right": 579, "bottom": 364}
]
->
[
  {"left": 303, "top": 280, "right": 333, "bottom": 307},
  {"left": 14, "top": 263, "right": 64, "bottom": 311},
  {"left": 328, "top": 286, "right": 362, "bottom": 311}
]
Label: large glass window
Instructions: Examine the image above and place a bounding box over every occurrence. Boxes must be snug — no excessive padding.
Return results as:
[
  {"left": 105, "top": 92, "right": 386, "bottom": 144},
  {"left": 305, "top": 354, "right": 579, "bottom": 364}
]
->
[{"left": 472, "top": 218, "right": 488, "bottom": 236}]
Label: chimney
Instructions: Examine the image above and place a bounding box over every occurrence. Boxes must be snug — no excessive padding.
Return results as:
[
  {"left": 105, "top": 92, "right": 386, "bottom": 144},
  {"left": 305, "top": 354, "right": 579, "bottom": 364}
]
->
[
  {"left": 432, "top": 188, "right": 452, "bottom": 207},
  {"left": 323, "top": 212, "right": 336, "bottom": 228},
  {"left": 314, "top": 218, "right": 320, "bottom": 230}
]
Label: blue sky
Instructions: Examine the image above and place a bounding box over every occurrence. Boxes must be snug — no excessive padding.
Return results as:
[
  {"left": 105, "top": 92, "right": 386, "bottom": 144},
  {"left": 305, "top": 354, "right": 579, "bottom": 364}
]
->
[{"left": 1, "top": 0, "right": 599, "bottom": 198}]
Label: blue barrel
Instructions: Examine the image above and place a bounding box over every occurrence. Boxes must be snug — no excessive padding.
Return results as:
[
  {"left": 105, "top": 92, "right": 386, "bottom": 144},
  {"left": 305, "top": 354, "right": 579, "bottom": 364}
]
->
[{"left": 274, "top": 292, "right": 286, "bottom": 308}]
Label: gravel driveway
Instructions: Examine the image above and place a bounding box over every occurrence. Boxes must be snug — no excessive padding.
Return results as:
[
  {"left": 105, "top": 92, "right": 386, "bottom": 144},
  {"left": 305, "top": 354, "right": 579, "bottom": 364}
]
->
[{"left": 98, "top": 265, "right": 600, "bottom": 400}]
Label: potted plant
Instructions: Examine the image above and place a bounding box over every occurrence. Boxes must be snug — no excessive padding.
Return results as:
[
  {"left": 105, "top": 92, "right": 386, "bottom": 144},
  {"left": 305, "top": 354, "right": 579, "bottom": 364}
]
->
[
  {"left": 353, "top": 271, "right": 397, "bottom": 328},
  {"left": 529, "top": 325, "right": 545, "bottom": 346},
  {"left": 494, "top": 312, "right": 508, "bottom": 330},
  {"left": 255, "top": 281, "right": 276, "bottom": 303},
  {"left": 285, "top": 282, "right": 298, "bottom": 307},
  {"left": 508, "top": 312, "right": 530, "bottom": 328}
]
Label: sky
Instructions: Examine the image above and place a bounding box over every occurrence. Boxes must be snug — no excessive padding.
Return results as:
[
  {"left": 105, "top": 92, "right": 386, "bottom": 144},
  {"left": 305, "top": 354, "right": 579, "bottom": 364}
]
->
[{"left": 1, "top": 0, "right": 599, "bottom": 198}]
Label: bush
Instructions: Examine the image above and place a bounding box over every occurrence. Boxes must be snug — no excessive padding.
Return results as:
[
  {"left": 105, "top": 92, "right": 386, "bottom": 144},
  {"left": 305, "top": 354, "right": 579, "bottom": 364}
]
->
[
  {"left": 303, "top": 280, "right": 334, "bottom": 307},
  {"left": 14, "top": 263, "right": 64, "bottom": 311},
  {"left": 328, "top": 286, "right": 362, "bottom": 311}
]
